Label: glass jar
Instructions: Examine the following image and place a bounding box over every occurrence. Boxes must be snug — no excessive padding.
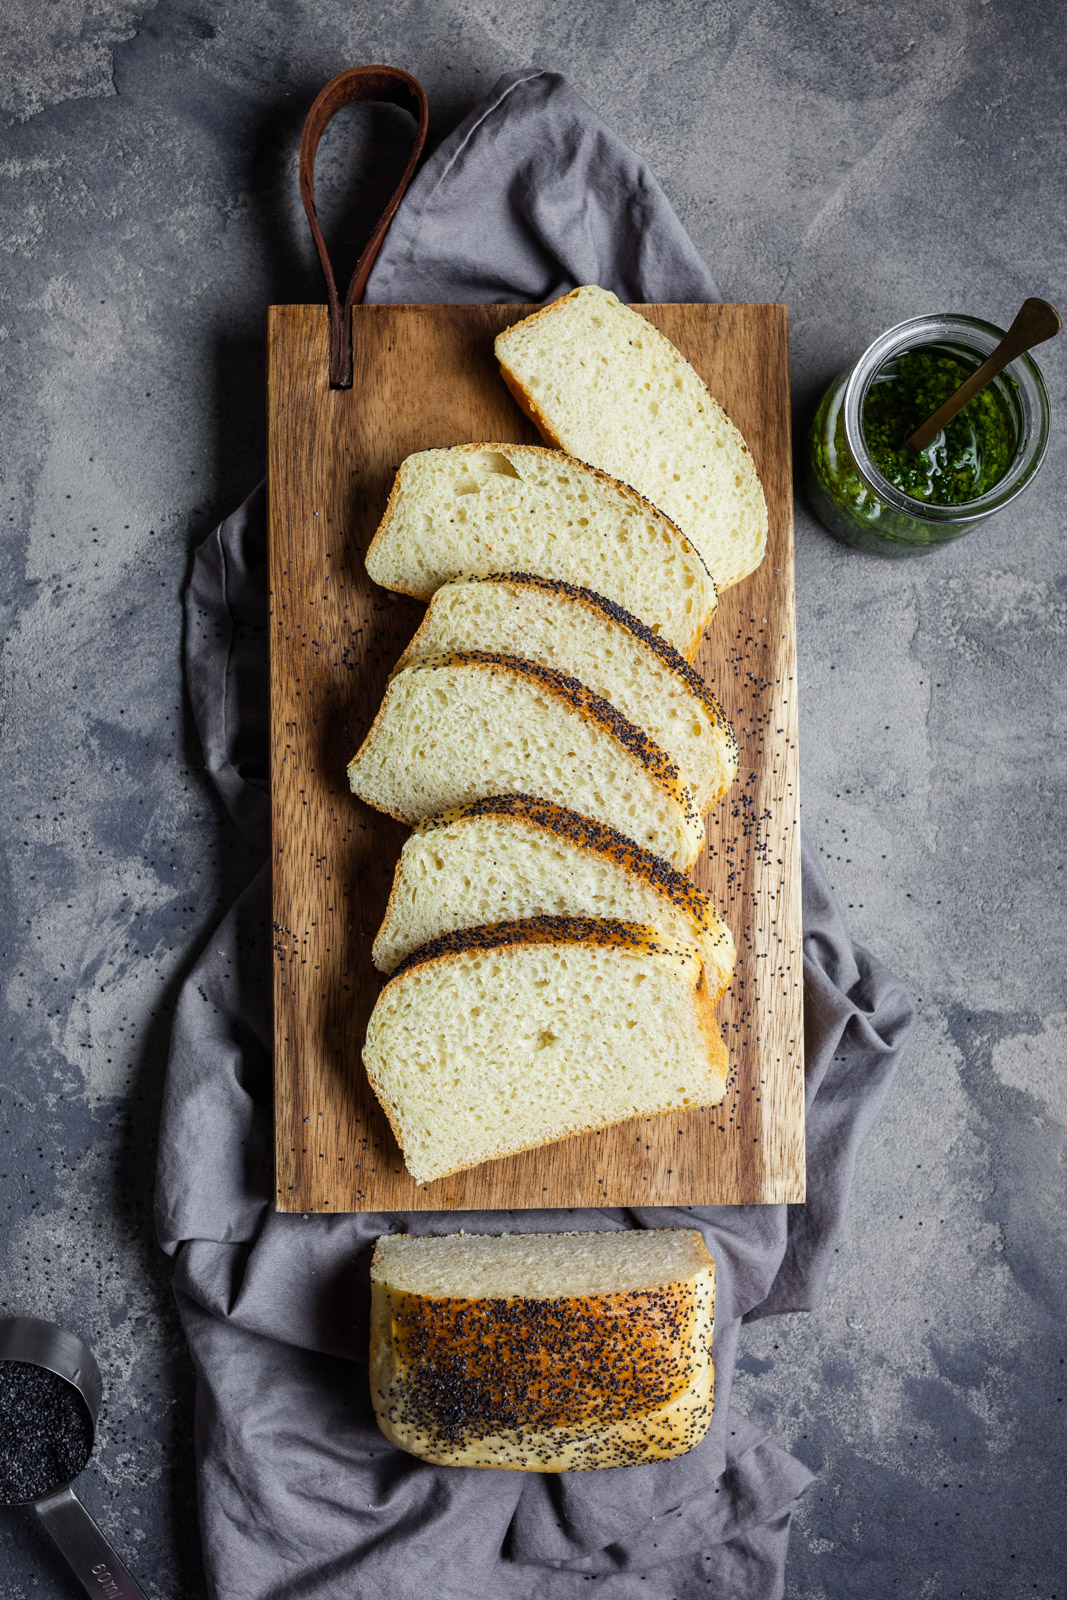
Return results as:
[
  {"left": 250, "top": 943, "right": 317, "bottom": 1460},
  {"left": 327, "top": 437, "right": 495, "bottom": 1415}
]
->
[{"left": 805, "top": 312, "right": 1051, "bottom": 557}]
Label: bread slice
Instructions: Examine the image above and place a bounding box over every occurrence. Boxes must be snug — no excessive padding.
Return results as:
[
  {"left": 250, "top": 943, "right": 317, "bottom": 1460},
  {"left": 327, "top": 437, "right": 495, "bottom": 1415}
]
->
[
  {"left": 495, "top": 286, "right": 768, "bottom": 590},
  {"left": 373, "top": 793, "right": 735, "bottom": 999},
  {"left": 370, "top": 1228, "right": 716, "bottom": 1471},
  {"left": 364, "top": 443, "right": 716, "bottom": 660},
  {"left": 393, "top": 573, "right": 737, "bottom": 814},
  {"left": 363, "top": 917, "right": 729, "bottom": 1186},
  {"left": 347, "top": 652, "right": 704, "bottom": 870}
]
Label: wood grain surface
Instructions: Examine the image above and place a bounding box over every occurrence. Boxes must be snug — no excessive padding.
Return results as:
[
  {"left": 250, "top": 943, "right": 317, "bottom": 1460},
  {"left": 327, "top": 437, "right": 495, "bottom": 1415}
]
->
[{"left": 267, "top": 302, "right": 804, "bottom": 1212}]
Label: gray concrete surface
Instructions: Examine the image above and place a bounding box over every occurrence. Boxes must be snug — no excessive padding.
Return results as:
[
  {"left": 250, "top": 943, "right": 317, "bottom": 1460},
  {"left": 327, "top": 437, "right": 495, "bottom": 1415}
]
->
[{"left": 0, "top": 1, "right": 1063, "bottom": 1594}]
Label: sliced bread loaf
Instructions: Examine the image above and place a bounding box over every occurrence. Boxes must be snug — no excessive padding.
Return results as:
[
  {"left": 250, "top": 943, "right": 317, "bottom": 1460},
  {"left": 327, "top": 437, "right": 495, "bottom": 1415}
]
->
[
  {"left": 364, "top": 443, "right": 716, "bottom": 660},
  {"left": 363, "top": 917, "right": 729, "bottom": 1186},
  {"left": 370, "top": 1228, "right": 716, "bottom": 1471},
  {"left": 393, "top": 573, "right": 738, "bottom": 813},
  {"left": 347, "top": 652, "right": 704, "bottom": 870},
  {"left": 495, "top": 286, "right": 768, "bottom": 590},
  {"left": 373, "top": 793, "right": 735, "bottom": 998}
]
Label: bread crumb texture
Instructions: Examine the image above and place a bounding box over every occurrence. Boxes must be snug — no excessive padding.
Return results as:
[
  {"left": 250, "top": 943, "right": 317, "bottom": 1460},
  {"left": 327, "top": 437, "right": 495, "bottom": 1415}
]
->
[
  {"left": 372, "top": 793, "right": 735, "bottom": 998},
  {"left": 347, "top": 652, "right": 704, "bottom": 871},
  {"left": 362, "top": 918, "right": 728, "bottom": 1185},
  {"left": 364, "top": 442, "right": 717, "bottom": 659},
  {"left": 369, "top": 1229, "right": 716, "bottom": 1470},
  {"left": 495, "top": 287, "right": 768, "bottom": 590},
  {"left": 394, "top": 573, "right": 738, "bottom": 813}
]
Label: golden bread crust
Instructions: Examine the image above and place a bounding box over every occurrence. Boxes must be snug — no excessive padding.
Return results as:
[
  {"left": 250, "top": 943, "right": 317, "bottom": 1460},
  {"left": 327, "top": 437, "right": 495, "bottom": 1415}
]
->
[
  {"left": 374, "top": 794, "right": 735, "bottom": 996},
  {"left": 394, "top": 570, "right": 733, "bottom": 736},
  {"left": 369, "top": 1229, "right": 716, "bottom": 1471},
  {"left": 347, "top": 651, "right": 705, "bottom": 863},
  {"left": 363, "top": 919, "right": 729, "bottom": 1184},
  {"left": 425, "top": 651, "right": 700, "bottom": 830},
  {"left": 494, "top": 290, "right": 767, "bottom": 589},
  {"left": 364, "top": 441, "right": 718, "bottom": 659},
  {"left": 389, "top": 912, "right": 698, "bottom": 978}
]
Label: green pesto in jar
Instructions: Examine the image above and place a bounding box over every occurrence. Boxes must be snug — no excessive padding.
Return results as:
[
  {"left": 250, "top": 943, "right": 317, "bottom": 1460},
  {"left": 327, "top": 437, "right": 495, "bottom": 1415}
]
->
[{"left": 861, "top": 346, "right": 1018, "bottom": 504}]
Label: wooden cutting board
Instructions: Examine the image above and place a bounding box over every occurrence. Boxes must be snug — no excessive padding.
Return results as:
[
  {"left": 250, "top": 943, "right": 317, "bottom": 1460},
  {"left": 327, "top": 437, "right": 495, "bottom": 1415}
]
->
[{"left": 268, "top": 301, "right": 804, "bottom": 1212}]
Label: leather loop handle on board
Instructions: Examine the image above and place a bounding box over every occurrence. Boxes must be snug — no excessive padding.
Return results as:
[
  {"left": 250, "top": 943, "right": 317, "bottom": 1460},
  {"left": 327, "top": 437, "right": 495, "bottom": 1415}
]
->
[{"left": 299, "top": 66, "right": 429, "bottom": 388}]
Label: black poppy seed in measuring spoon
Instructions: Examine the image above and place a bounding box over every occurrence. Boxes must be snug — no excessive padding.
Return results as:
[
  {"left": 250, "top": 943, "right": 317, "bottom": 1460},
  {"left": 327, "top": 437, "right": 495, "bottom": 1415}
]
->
[
  {"left": 0, "top": 1317, "right": 148, "bottom": 1598},
  {"left": 0, "top": 1360, "right": 94, "bottom": 1504}
]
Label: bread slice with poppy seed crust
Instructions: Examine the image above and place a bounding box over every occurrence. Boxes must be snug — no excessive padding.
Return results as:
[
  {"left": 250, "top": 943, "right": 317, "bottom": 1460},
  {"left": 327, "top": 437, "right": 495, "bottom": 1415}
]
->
[
  {"left": 494, "top": 286, "right": 768, "bottom": 590},
  {"left": 347, "top": 652, "right": 704, "bottom": 870},
  {"left": 362, "top": 917, "right": 729, "bottom": 1186},
  {"left": 372, "top": 793, "right": 735, "bottom": 998},
  {"left": 364, "top": 443, "right": 716, "bottom": 660},
  {"left": 369, "top": 1228, "right": 716, "bottom": 1471},
  {"left": 393, "top": 573, "right": 737, "bottom": 813}
]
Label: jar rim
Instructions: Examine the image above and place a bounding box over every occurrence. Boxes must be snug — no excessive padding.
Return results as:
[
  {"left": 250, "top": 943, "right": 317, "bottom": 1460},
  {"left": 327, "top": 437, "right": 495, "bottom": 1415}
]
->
[{"left": 842, "top": 312, "right": 1051, "bottom": 522}]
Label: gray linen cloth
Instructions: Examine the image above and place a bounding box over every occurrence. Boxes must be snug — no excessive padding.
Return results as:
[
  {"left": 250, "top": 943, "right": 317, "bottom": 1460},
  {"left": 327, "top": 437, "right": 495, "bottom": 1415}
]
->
[{"left": 158, "top": 68, "right": 917, "bottom": 1600}]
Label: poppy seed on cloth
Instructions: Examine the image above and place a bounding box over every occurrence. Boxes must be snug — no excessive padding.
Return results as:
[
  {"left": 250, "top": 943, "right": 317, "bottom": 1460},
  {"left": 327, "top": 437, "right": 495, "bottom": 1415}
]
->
[{"left": 0, "top": 1360, "right": 94, "bottom": 1503}]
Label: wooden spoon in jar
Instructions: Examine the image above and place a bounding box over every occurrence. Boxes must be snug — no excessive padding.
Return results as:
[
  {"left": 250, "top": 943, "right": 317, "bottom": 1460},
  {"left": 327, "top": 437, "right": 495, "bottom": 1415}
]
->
[{"left": 905, "top": 296, "right": 1061, "bottom": 454}]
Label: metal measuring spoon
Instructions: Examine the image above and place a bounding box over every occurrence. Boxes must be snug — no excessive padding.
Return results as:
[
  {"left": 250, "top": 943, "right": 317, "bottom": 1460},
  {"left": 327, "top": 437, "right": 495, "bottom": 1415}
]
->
[{"left": 0, "top": 1316, "right": 148, "bottom": 1599}]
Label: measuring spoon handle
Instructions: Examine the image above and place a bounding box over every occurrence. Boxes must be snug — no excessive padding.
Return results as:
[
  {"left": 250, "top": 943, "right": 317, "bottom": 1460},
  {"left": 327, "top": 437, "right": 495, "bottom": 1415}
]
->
[{"left": 33, "top": 1485, "right": 149, "bottom": 1600}]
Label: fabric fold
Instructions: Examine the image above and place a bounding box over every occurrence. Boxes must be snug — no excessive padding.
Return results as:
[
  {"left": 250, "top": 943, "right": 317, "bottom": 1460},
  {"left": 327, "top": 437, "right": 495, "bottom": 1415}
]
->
[
  {"left": 183, "top": 484, "right": 270, "bottom": 850},
  {"left": 364, "top": 70, "right": 721, "bottom": 307},
  {"left": 509, "top": 1413, "right": 815, "bottom": 1570}
]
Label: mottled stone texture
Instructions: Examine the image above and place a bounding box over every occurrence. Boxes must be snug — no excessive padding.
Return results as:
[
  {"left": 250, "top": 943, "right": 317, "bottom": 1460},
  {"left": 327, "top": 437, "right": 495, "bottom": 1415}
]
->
[{"left": 0, "top": 1, "right": 1063, "bottom": 1595}]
